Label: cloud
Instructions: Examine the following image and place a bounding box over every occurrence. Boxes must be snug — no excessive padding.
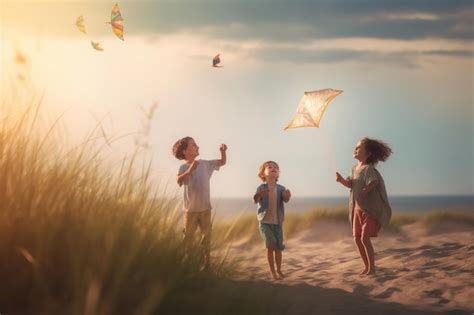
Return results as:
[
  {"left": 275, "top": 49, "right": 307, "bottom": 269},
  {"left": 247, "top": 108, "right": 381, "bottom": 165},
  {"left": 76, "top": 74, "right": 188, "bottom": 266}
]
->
[
  {"left": 3, "top": 1, "right": 472, "bottom": 67},
  {"left": 4, "top": 0, "right": 473, "bottom": 41},
  {"left": 250, "top": 48, "right": 415, "bottom": 66},
  {"left": 384, "top": 13, "right": 440, "bottom": 21},
  {"left": 248, "top": 46, "right": 473, "bottom": 66}
]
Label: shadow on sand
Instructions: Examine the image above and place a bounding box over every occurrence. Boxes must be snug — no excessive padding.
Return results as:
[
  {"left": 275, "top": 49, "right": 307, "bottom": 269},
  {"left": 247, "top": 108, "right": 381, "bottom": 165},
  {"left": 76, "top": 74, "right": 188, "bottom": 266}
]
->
[{"left": 159, "top": 278, "right": 470, "bottom": 315}]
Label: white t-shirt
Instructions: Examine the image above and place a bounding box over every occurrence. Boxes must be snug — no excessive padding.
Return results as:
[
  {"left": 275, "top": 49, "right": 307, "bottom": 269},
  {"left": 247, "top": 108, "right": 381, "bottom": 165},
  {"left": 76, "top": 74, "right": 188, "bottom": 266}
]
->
[
  {"left": 178, "top": 159, "right": 220, "bottom": 212},
  {"left": 262, "top": 185, "right": 278, "bottom": 224}
]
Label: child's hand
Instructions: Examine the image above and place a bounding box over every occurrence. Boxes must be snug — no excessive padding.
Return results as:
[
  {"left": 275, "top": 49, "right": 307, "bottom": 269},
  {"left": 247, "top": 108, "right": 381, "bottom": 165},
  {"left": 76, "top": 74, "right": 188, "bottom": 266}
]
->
[
  {"left": 258, "top": 188, "right": 269, "bottom": 198},
  {"left": 220, "top": 144, "right": 227, "bottom": 152},
  {"left": 283, "top": 189, "right": 291, "bottom": 201},
  {"left": 336, "top": 172, "right": 344, "bottom": 183},
  {"left": 253, "top": 188, "right": 269, "bottom": 203}
]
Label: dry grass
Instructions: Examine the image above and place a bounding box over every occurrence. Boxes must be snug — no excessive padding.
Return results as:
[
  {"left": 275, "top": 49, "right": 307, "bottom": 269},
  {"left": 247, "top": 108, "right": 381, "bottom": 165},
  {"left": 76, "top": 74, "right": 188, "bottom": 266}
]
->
[
  {"left": 284, "top": 208, "right": 348, "bottom": 238},
  {"left": 214, "top": 208, "right": 474, "bottom": 244},
  {"left": 213, "top": 208, "right": 348, "bottom": 245},
  {"left": 386, "top": 214, "right": 419, "bottom": 232},
  {"left": 422, "top": 211, "right": 474, "bottom": 226},
  {"left": 0, "top": 82, "right": 263, "bottom": 314}
]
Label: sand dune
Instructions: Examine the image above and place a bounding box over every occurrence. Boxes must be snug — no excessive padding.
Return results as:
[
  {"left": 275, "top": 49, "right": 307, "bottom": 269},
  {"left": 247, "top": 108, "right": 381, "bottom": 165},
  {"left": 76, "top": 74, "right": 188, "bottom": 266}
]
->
[{"left": 226, "top": 221, "right": 474, "bottom": 314}]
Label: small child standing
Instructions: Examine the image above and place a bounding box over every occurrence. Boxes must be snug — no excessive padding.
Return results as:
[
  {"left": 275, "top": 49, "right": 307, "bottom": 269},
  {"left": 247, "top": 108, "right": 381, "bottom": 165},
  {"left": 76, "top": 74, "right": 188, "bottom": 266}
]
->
[
  {"left": 253, "top": 161, "right": 291, "bottom": 280},
  {"left": 336, "top": 137, "right": 392, "bottom": 275},
  {"left": 172, "top": 136, "right": 227, "bottom": 269}
]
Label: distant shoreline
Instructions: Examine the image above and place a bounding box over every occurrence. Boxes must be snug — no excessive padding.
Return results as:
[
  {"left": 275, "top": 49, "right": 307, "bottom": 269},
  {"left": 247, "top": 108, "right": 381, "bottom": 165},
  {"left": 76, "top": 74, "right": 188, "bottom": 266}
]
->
[
  {"left": 209, "top": 195, "right": 474, "bottom": 219},
  {"left": 213, "top": 194, "right": 474, "bottom": 198}
]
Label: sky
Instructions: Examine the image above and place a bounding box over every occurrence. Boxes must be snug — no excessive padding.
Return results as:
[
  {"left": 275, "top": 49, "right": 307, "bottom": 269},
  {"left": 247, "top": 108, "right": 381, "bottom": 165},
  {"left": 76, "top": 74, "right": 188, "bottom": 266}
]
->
[{"left": 1, "top": 0, "right": 473, "bottom": 198}]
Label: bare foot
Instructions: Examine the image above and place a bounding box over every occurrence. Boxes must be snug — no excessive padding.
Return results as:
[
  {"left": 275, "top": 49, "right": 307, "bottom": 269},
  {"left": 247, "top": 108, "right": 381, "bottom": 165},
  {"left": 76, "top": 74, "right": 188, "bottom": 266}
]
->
[
  {"left": 277, "top": 270, "right": 285, "bottom": 279},
  {"left": 271, "top": 272, "right": 282, "bottom": 280},
  {"left": 359, "top": 268, "right": 369, "bottom": 275},
  {"left": 365, "top": 268, "right": 376, "bottom": 275}
]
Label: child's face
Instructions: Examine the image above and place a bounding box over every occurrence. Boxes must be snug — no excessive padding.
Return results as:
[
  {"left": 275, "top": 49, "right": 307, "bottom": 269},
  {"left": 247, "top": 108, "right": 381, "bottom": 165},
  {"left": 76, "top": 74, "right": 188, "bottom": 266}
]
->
[
  {"left": 183, "top": 138, "right": 199, "bottom": 160},
  {"left": 263, "top": 162, "right": 279, "bottom": 180},
  {"left": 353, "top": 140, "right": 370, "bottom": 163}
]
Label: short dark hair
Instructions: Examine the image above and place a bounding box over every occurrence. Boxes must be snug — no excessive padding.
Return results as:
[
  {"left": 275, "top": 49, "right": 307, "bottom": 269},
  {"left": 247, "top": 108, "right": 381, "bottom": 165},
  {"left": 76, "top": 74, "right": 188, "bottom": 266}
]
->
[
  {"left": 172, "top": 137, "right": 193, "bottom": 160},
  {"left": 361, "top": 137, "right": 393, "bottom": 165}
]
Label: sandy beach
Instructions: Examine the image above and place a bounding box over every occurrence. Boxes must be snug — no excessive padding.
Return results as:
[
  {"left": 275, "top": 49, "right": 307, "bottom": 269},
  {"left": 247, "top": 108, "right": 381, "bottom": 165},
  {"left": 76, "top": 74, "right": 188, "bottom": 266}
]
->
[{"left": 226, "top": 220, "right": 474, "bottom": 314}]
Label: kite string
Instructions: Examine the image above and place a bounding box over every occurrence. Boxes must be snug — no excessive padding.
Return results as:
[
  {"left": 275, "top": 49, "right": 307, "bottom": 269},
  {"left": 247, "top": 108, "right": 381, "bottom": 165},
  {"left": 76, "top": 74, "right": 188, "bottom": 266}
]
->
[{"left": 318, "top": 128, "right": 337, "bottom": 175}]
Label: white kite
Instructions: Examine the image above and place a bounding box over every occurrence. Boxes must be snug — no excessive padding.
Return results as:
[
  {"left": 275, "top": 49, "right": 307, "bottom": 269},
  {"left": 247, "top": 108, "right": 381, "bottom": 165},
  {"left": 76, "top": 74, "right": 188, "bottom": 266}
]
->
[{"left": 284, "top": 88, "right": 342, "bottom": 130}]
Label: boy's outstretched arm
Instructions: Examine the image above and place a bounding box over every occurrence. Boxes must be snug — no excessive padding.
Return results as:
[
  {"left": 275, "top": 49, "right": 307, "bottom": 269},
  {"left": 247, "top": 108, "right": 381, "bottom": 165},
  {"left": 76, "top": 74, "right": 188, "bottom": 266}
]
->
[
  {"left": 336, "top": 172, "right": 352, "bottom": 189},
  {"left": 176, "top": 160, "right": 199, "bottom": 186},
  {"left": 219, "top": 144, "right": 227, "bottom": 166}
]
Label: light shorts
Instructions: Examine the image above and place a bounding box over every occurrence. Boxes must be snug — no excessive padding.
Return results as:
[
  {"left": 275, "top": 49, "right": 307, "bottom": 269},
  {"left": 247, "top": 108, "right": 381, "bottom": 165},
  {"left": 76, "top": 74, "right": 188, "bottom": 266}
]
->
[{"left": 183, "top": 210, "right": 212, "bottom": 250}]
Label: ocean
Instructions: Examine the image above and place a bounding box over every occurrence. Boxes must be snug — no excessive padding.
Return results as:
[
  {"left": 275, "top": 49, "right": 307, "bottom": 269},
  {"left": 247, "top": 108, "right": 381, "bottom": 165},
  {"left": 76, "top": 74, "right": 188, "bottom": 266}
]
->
[{"left": 210, "top": 195, "right": 474, "bottom": 220}]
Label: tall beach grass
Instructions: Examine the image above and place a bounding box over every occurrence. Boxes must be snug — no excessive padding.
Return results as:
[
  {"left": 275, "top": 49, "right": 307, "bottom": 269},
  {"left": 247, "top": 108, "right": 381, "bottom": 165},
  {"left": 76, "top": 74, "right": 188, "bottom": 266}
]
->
[{"left": 0, "top": 80, "right": 263, "bottom": 314}]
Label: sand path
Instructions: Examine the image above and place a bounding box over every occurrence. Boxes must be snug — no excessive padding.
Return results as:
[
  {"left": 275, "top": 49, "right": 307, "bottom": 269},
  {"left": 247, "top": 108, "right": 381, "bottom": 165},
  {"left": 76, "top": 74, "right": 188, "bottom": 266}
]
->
[{"left": 226, "top": 221, "right": 474, "bottom": 314}]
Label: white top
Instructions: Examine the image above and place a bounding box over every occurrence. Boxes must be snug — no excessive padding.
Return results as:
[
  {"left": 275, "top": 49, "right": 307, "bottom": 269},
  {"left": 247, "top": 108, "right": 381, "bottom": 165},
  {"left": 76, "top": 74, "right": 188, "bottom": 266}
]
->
[
  {"left": 178, "top": 159, "right": 220, "bottom": 212},
  {"left": 262, "top": 185, "right": 278, "bottom": 224}
]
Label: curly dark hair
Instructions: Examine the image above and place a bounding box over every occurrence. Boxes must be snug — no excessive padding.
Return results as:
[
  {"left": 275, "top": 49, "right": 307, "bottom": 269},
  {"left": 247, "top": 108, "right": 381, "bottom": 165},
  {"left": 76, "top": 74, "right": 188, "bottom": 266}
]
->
[
  {"left": 172, "top": 136, "right": 193, "bottom": 160},
  {"left": 361, "top": 137, "right": 393, "bottom": 164}
]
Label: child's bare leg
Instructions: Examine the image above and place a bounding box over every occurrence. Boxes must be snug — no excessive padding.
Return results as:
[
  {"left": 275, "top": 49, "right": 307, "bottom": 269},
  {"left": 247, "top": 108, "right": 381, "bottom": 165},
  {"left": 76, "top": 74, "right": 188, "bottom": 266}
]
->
[
  {"left": 183, "top": 214, "right": 198, "bottom": 257},
  {"left": 266, "top": 246, "right": 280, "bottom": 280},
  {"left": 199, "top": 233, "right": 211, "bottom": 269},
  {"left": 200, "top": 212, "right": 212, "bottom": 269},
  {"left": 202, "top": 244, "right": 211, "bottom": 270},
  {"left": 275, "top": 250, "right": 284, "bottom": 278},
  {"left": 354, "top": 237, "right": 369, "bottom": 274},
  {"left": 362, "top": 236, "right": 375, "bottom": 274}
]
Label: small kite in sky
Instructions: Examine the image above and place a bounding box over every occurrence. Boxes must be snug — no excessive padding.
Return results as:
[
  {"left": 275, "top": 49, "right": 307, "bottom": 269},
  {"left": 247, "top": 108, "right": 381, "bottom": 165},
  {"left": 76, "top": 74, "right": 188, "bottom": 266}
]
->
[
  {"left": 91, "top": 41, "right": 104, "bottom": 51},
  {"left": 107, "top": 3, "right": 124, "bottom": 40},
  {"left": 14, "top": 50, "right": 28, "bottom": 82},
  {"left": 284, "top": 88, "right": 343, "bottom": 130},
  {"left": 212, "top": 54, "right": 222, "bottom": 67},
  {"left": 15, "top": 50, "right": 27, "bottom": 65},
  {"left": 76, "top": 15, "right": 86, "bottom": 34}
]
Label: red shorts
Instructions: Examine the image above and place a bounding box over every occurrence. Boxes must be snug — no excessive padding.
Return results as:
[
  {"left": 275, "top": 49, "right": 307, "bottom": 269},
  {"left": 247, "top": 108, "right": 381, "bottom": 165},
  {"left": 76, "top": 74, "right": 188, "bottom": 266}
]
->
[{"left": 353, "top": 208, "right": 380, "bottom": 238}]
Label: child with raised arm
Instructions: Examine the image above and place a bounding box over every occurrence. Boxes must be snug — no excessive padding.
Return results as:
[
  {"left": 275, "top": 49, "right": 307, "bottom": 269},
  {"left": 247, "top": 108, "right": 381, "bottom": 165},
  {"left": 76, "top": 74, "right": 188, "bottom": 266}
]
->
[
  {"left": 253, "top": 161, "right": 291, "bottom": 280},
  {"left": 336, "top": 137, "right": 392, "bottom": 275},
  {"left": 172, "top": 136, "right": 227, "bottom": 269}
]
